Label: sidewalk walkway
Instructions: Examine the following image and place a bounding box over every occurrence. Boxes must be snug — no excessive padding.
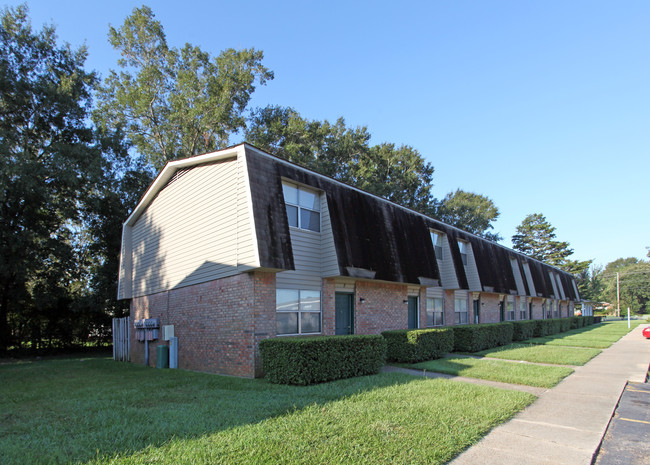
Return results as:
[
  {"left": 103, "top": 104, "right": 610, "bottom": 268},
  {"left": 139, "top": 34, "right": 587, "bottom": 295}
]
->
[{"left": 450, "top": 324, "right": 650, "bottom": 465}]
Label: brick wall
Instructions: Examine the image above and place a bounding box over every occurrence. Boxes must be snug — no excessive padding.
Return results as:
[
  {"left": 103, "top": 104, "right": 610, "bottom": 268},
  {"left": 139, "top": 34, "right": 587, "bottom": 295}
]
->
[
  {"left": 130, "top": 271, "right": 276, "bottom": 378},
  {"left": 479, "top": 293, "right": 501, "bottom": 323},
  {"left": 354, "top": 281, "right": 409, "bottom": 334}
]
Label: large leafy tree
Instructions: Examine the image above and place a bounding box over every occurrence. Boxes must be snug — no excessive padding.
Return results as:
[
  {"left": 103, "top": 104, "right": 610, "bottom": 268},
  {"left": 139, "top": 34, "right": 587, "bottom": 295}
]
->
[
  {"left": 246, "top": 105, "right": 436, "bottom": 213},
  {"left": 435, "top": 189, "right": 502, "bottom": 241},
  {"left": 600, "top": 256, "right": 650, "bottom": 314},
  {"left": 95, "top": 6, "right": 273, "bottom": 170},
  {"left": 511, "top": 213, "right": 591, "bottom": 275},
  {"left": 0, "top": 5, "right": 108, "bottom": 352}
]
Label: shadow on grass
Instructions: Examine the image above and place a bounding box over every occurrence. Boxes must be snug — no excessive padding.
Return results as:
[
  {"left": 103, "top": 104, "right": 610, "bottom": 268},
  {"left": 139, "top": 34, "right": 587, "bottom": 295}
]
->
[{"left": 0, "top": 357, "right": 424, "bottom": 464}]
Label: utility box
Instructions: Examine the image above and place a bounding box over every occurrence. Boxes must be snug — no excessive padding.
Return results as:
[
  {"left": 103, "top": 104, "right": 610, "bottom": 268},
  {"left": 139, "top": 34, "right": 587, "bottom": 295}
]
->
[
  {"left": 156, "top": 345, "right": 169, "bottom": 369},
  {"left": 162, "top": 325, "right": 174, "bottom": 341}
]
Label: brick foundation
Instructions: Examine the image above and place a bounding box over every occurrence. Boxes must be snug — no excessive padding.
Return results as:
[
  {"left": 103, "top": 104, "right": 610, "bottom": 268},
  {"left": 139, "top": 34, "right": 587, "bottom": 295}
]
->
[{"left": 130, "top": 271, "right": 276, "bottom": 378}]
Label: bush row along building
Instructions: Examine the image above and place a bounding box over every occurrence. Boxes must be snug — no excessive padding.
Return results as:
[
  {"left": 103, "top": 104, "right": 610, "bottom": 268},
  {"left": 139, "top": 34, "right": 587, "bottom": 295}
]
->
[{"left": 118, "top": 143, "right": 580, "bottom": 377}]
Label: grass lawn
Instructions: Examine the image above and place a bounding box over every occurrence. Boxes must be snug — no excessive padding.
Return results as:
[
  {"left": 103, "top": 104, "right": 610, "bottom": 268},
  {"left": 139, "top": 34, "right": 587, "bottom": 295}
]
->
[
  {"left": 474, "top": 343, "right": 601, "bottom": 365},
  {"left": 409, "top": 357, "right": 573, "bottom": 388},
  {"left": 528, "top": 321, "right": 642, "bottom": 349},
  {"left": 0, "top": 357, "right": 535, "bottom": 465}
]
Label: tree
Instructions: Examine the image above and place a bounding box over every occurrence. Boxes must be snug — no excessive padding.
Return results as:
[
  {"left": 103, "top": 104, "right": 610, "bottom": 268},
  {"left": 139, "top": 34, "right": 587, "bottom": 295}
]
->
[
  {"left": 435, "top": 189, "right": 502, "bottom": 241},
  {"left": 600, "top": 257, "right": 650, "bottom": 314},
  {"left": 0, "top": 5, "right": 106, "bottom": 352},
  {"left": 95, "top": 6, "right": 273, "bottom": 170},
  {"left": 246, "top": 105, "right": 437, "bottom": 213},
  {"left": 511, "top": 214, "right": 591, "bottom": 274}
]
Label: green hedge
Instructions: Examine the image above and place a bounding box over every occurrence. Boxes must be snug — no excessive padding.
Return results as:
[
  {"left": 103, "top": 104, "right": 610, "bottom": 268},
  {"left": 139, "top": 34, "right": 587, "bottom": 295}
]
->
[
  {"left": 381, "top": 328, "right": 454, "bottom": 363},
  {"left": 259, "top": 335, "right": 386, "bottom": 385},
  {"left": 452, "top": 323, "right": 513, "bottom": 352},
  {"left": 511, "top": 320, "right": 538, "bottom": 341},
  {"left": 570, "top": 316, "right": 585, "bottom": 329}
]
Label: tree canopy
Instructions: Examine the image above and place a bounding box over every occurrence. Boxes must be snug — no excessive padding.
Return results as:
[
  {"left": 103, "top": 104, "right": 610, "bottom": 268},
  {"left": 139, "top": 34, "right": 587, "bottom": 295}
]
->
[
  {"left": 511, "top": 213, "right": 591, "bottom": 283},
  {"left": 95, "top": 6, "right": 273, "bottom": 171},
  {"left": 435, "top": 189, "right": 502, "bottom": 241},
  {"left": 0, "top": 4, "right": 111, "bottom": 352},
  {"left": 246, "top": 105, "right": 437, "bottom": 214}
]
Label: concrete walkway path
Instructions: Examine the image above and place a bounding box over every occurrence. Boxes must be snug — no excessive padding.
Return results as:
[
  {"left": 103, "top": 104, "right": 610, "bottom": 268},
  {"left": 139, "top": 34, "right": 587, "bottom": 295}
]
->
[{"left": 450, "top": 324, "right": 650, "bottom": 465}]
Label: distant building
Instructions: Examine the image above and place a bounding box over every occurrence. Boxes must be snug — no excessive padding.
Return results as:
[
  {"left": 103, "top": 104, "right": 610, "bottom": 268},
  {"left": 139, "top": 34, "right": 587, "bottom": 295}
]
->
[{"left": 118, "top": 143, "right": 580, "bottom": 377}]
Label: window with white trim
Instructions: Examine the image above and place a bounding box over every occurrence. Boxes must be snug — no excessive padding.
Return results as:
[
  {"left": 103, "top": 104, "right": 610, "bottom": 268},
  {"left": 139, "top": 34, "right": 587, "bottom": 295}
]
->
[
  {"left": 458, "top": 240, "right": 468, "bottom": 266},
  {"left": 430, "top": 231, "right": 443, "bottom": 260},
  {"left": 282, "top": 182, "right": 320, "bottom": 232},
  {"left": 426, "top": 297, "right": 444, "bottom": 326},
  {"left": 454, "top": 295, "right": 468, "bottom": 324},
  {"left": 506, "top": 296, "right": 515, "bottom": 321},
  {"left": 546, "top": 299, "right": 554, "bottom": 319},
  {"left": 519, "top": 298, "right": 527, "bottom": 320},
  {"left": 276, "top": 289, "right": 321, "bottom": 335}
]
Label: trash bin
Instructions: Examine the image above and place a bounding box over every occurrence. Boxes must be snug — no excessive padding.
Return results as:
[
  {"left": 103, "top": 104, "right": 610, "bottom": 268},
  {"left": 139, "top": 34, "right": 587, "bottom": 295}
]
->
[{"left": 156, "top": 345, "right": 169, "bottom": 369}]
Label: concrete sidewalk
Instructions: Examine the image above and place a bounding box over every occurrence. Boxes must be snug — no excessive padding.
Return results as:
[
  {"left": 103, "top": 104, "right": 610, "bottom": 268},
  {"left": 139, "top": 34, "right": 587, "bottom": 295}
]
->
[{"left": 450, "top": 324, "right": 650, "bottom": 465}]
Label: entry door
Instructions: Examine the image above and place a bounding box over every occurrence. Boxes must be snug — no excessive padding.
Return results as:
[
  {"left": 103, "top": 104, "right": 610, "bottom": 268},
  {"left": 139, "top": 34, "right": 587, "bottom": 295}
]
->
[
  {"left": 499, "top": 301, "right": 505, "bottom": 322},
  {"left": 473, "top": 299, "right": 480, "bottom": 324},
  {"left": 335, "top": 293, "right": 354, "bottom": 335},
  {"left": 408, "top": 296, "right": 419, "bottom": 329},
  {"left": 529, "top": 302, "right": 533, "bottom": 320}
]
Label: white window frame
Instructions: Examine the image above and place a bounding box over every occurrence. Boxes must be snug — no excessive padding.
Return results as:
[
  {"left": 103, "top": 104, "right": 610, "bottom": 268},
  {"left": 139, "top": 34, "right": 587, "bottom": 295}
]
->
[
  {"left": 454, "top": 292, "right": 469, "bottom": 325},
  {"left": 282, "top": 182, "right": 321, "bottom": 232},
  {"left": 458, "top": 240, "right": 468, "bottom": 266},
  {"left": 430, "top": 230, "right": 443, "bottom": 260},
  {"left": 506, "top": 296, "right": 515, "bottom": 321},
  {"left": 519, "top": 297, "right": 527, "bottom": 320},
  {"left": 276, "top": 289, "right": 322, "bottom": 335},
  {"left": 426, "top": 296, "right": 444, "bottom": 326}
]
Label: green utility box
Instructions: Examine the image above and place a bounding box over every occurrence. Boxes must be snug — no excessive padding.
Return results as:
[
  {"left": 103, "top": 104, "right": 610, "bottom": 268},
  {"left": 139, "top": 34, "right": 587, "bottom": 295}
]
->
[{"left": 156, "top": 345, "right": 169, "bottom": 369}]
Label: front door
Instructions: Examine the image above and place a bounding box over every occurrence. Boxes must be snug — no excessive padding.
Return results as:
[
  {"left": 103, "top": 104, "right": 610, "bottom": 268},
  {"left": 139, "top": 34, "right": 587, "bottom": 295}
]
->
[
  {"left": 499, "top": 301, "right": 505, "bottom": 322},
  {"left": 529, "top": 302, "right": 533, "bottom": 320},
  {"left": 408, "top": 296, "right": 419, "bottom": 329},
  {"left": 473, "top": 299, "right": 480, "bottom": 324},
  {"left": 335, "top": 293, "right": 354, "bottom": 335}
]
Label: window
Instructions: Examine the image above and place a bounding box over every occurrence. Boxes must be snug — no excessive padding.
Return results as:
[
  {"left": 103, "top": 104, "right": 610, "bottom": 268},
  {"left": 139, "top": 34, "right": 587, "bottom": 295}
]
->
[
  {"left": 430, "top": 231, "right": 443, "bottom": 259},
  {"left": 458, "top": 240, "right": 468, "bottom": 266},
  {"left": 427, "top": 297, "right": 444, "bottom": 326},
  {"left": 506, "top": 297, "right": 515, "bottom": 321},
  {"left": 546, "top": 300, "right": 554, "bottom": 319},
  {"left": 455, "top": 296, "right": 468, "bottom": 324},
  {"left": 519, "top": 298, "right": 527, "bottom": 320},
  {"left": 282, "top": 183, "right": 320, "bottom": 232},
  {"left": 276, "top": 289, "right": 321, "bottom": 335}
]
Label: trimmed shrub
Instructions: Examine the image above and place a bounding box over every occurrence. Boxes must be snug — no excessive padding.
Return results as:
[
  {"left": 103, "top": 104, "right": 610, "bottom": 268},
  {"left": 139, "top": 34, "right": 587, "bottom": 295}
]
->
[
  {"left": 559, "top": 318, "right": 572, "bottom": 332},
  {"left": 570, "top": 316, "right": 585, "bottom": 329},
  {"left": 382, "top": 328, "right": 454, "bottom": 363},
  {"left": 533, "top": 319, "right": 562, "bottom": 337},
  {"left": 259, "top": 335, "right": 386, "bottom": 385},
  {"left": 452, "top": 323, "right": 513, "bottom": 352},
  {"left": 511, "top": 320, "right": 537, "bottom": 341},
  {"left": 585, "top": 316, "right": 596, "bottom": 325}
]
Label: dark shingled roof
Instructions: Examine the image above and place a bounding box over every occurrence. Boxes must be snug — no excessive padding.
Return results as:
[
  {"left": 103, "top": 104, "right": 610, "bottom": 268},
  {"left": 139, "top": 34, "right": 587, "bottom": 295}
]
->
[{"left": 244, "top": 145, "right": 579, "bottom": 300}]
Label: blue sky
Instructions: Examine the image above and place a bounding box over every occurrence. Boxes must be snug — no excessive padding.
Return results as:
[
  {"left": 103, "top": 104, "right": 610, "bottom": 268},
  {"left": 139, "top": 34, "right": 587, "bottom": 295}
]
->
[{"left": 7, "top": 0, "right": 649, "bottom": 267}]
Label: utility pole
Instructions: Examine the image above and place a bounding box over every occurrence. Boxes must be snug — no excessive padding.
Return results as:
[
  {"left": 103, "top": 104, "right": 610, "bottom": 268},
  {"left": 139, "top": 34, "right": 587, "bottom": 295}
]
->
[{"left": 616, "top": 272, "right": 620, "bottom": 318}]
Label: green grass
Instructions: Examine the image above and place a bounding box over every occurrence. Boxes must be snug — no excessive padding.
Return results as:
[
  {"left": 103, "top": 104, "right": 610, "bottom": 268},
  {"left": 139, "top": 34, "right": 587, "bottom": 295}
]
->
[
  {"left": 0, "top": 357, "right": 535, "bottom": 465},
  {"left": 474, "top": 343, "right": 601, "bottom": 365},
  {"left": 528, "top": 321, "right": 642, "bottom": 349},
  {"left": 409, "top": 357, "right": 573, "bottom": 388}
]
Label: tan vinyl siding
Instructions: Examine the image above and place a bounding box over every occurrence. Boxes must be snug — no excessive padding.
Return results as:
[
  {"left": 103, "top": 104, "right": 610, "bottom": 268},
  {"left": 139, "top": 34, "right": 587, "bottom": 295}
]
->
[
  {"left": 522, "top": 262, "right": 537, "bottom": 297},
  {"left": 555, "top": 274, "right": 566, "bottom": 300},
  {"left": 320, "top": 194, "right": 339, "bottom": 277},
  {"left": 117, "top": 226, "right": 133, "bottom": 299},
  {"left": 426, "top": 287, "right": 443, "bottom": 298},
  {"left": 548, "top": 272, "right": 560, "bottom": 299},
  {"left": 275, "top": 228, "right": 322, "bottom": 290},
  {"left": 510, "top": 258, "right": 527, "bottom": 295},
  {"left": 237, "top": 154, "right": 258, "bottom": 270},
  {"left": 440, "top": 235, "right": 460, "bottom": 289},
  {"left": 131, "top": 158, "right": 253, "bottom": 297},
  {"left": 464, "top": 243, "right": 482, "bottom": 291}
]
